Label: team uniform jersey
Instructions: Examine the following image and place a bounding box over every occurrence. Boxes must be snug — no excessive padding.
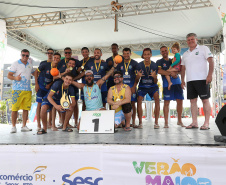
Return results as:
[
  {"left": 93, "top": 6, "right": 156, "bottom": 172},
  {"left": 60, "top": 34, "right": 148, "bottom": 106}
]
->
[
  {"left": 116, "top": 59, "right": 138, "bottom": 88},
  {"left": 156, "top": 58, "right": 181, "bottom": 88},
  {"left": 37, "top": 62, "right": 59, "bottom": 91},
  {"left": 41, "top": 80, "right": 75, "bottom": 111},
  {"left": 9, "top": 59, "right": 35, "bottom": 91},
  {"left": 59, "top": 63, "right": 80, "bottom": 99},
  {"left": 156, "top": 58, "right": 183, "bottom": 101},
  {"left": 77, "top": 58, "right": 94, "bottom": 84},
  {"left": 106, "top": 56, "right": 115, "bottom": 89},
  {"left": 111, "top": 84, "right": 128, "bottom": 113},
  {"left": 83, "top": 84, "right": 103, "bottom": 111},
  {"left": 58, "top": 58, "right": 79, "bottom": 71},
  {"left": 137, "top": 61, "right": 158, "bottom": 89}
]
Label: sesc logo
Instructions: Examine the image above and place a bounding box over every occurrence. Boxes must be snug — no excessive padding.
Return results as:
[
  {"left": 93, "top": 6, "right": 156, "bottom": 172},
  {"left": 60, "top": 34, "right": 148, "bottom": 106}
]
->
[{"left": 62, "top": 167, "right": 103, "bottom": 185}]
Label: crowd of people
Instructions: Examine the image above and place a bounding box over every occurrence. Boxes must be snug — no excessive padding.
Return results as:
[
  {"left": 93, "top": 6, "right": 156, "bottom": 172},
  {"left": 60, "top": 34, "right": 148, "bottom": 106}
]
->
[{"left": 7, "top": 33, "right": 214, "bottom": 134}]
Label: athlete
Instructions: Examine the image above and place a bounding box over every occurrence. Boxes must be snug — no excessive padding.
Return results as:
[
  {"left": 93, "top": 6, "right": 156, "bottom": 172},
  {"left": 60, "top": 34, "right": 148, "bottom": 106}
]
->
[
  {"left": 85, "top": 48, "right": 108, "bottom": 107},
  {"left": 116, "top": 48, "right": 139, "bottom": 127},
  {"left": 106, "top": 43, "right": 120, "bottom": 90},
  {"left": 107, "top": 71, "right": 132, "bottom": 131},
  {"left": 38, "top": 73, "right": 76, "bottom": 134},
  {"left": 136, "top": 48, "right": 159, "bottom": 129},
  {"left": 35, "top": 52, "right": 61, "bottom": 130}
]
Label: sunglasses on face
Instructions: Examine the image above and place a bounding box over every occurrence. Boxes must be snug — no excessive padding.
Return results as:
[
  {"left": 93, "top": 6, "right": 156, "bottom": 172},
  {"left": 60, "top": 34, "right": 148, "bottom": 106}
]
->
[
  {"left": 114, "top": 75, "right": 122, "bottom": 79},
  {"left": 85, "top": 75, "right": 93, "bottom": 78},
  {"left": 22, "top": 54, "right": 29, "bottom": 57},
  {"left": 65, "top": 52, "right": 72, "bottom": 54},
  {"left": 47, "top": 52, "right": 53, "bottom": 55}
]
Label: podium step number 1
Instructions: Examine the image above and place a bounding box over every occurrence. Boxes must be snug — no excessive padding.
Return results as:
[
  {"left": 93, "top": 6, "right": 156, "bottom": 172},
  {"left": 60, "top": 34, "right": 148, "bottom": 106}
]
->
[{"left": 79, "top": 110, "right": 115, "bottom": 133}]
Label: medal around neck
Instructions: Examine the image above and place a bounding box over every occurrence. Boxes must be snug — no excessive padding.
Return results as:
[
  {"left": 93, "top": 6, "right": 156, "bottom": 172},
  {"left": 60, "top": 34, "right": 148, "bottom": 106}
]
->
[{"left": 60, "top": 91, "right": 70, "bottom": 109}]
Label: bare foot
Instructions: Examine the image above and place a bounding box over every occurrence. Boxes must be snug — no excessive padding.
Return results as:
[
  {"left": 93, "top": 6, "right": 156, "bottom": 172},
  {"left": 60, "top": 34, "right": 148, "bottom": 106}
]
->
[
  {"left": 177, "top": 122, "right": 186, "bottom": 127},
  {"left": 51, "top": 127, "right": 58, "bottom": 131},
  {"left": 168, "top": 82, "right": 173, "bottom": 90},
  {"left": 164, "top": 125, "right": 169, "bottom": 128}
]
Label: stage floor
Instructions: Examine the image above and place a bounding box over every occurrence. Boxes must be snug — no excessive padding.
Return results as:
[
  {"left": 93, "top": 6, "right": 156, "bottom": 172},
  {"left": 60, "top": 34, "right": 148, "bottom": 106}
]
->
[{"left": 0, "top": 117, "right": 225, "bottom": 146}]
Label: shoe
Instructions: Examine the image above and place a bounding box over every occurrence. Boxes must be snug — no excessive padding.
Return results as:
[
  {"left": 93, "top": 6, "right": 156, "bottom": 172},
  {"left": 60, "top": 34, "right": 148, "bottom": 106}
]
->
[
  {"left": 21, "top": 126, "right": 32, "bottom": 132},
  {"left": 10, "top": 127, "right": 17, "bottom": 133}
]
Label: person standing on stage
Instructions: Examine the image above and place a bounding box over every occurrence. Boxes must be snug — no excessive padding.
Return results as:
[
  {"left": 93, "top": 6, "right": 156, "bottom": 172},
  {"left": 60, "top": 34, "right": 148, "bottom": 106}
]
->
[
  {"left": 35, "top": 52, "right": 61, "bottom": 130},
  {"left": 39, "top": 73, "right": 76, "bottom": 134},
  {"left": 8, "top": 49, "right": 35, "bottom": 133},
  {"left": 58, "top": 47, "right": 75, "bottom": 70},
  {"left": 106, "top": 43, "right": 120, "bottom": 90},
  {"left": 85, "top": 48, "right": 108, "bottom": 107},
  {"left": 35, "top": 48, "right": 57, "bottom": 129},
  {"left": 75, "top": 47, "right": 94, "bottom": 111},
  {"left": 136, "top": 48, "right": 159, "bottom": 129},
  {"left": 116, "top": 48, "right": 139, "bottom": 127},
  {"left": 156, "top": 46, "right": 184, "bottom": 128},
  {"left": 181, "top": 33, "right": 214, "bottom": 130},
  {"left": 107, "top": 71, "right": 132, "bottom": 131}
]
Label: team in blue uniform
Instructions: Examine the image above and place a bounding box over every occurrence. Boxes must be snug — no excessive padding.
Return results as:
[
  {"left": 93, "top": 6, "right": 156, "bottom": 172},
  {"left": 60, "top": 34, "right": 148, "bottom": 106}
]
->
[
  {"left": 106, "top": 43, "right": 120, "bottom": 90},
  {"left": 35, "top": 51, "right": 61, "bottom": 130},
  {"left": 136, "top": 48, "right": 160, "bottom": 129},
  {"left": 39, "top": 73, "right": 76, "bottom": 134},
  {"left": 116, "top": 48, "right": 139, "bottom": 126}
]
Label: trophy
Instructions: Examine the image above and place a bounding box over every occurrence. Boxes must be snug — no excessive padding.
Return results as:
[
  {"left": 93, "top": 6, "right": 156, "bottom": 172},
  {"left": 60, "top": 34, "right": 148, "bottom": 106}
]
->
[{"left": 60, "top": 91, "right": 70, "bottom": 109}]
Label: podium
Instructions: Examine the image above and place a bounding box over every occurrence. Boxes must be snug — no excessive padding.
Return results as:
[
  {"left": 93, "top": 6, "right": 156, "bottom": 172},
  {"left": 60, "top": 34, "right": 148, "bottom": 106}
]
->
[{"left": 79, "top": 110, "right": 115, "bottom": 133}]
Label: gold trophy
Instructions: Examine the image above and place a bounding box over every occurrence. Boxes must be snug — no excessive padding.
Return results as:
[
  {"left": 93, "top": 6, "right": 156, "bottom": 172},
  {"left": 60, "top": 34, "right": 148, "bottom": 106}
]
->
[{"left": 60, "top": 91, "right": 70, "bottom": 109}]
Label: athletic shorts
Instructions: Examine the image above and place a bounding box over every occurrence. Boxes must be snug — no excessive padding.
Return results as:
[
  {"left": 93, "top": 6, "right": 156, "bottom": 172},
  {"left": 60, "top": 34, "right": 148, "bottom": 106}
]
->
[
  {"left": 187, "top": 80, "right": 210, "bottom": 100},
  {"left": 101, "top": 91, "right": 108, "bottom": 104},
  {"left": 163, "top": 84, "right": 184, "bottom": 101},
  {"left": 131, "top": 92, "right": 137, "bottom": 102},
  {"left": 72, "top": 86, "right": 79, "bottom": 100},
  {"left": 138, "top": 86, "right": 159, "bottom": 98},
  {"left": 115, "top": 110, "right": 125, "bottom": 125},
  {"left": 41, "top": 98, "right": 65, "bottom": 113},
  {"left": 81, "top": 89, "right": 84, "bottom": 100},
  {"left": 36, "top": 88, "right": 48, "bottom": 103},
  {"left": 11, "top": 90, "right": 32, "bottom": 111}
]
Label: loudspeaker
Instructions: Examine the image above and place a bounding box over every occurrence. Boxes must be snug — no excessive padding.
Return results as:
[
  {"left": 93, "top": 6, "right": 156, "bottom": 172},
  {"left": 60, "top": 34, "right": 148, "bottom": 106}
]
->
[{"left": 215, "top": 105, "right": 226, "bottom": 136}]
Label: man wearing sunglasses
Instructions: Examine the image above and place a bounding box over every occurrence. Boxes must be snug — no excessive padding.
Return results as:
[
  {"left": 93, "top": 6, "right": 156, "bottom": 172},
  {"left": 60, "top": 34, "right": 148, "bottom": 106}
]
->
[
  {"left": 35, "top": 48, "right": 54, "bottom": 131},
  {"left": 8, "top": 49, "right": 35, "bottom": 133},
  {"left": 58, "top": 47, "right": 79, "bottom": 70},
  {"left": 71, "top": 62, "right": 117, "bottom": 130},
  {"left": 107, "top": 71, "right": 132, "bottom": 131}
]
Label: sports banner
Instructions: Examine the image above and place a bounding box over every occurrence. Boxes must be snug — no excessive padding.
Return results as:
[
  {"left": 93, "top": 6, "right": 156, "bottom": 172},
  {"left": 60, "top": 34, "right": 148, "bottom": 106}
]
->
[
  {"left": 0, "top": 145, "right": 225, "bottom": 184},
  {"left": 0, "top": 19, "right": 7, "bottom": 64}
]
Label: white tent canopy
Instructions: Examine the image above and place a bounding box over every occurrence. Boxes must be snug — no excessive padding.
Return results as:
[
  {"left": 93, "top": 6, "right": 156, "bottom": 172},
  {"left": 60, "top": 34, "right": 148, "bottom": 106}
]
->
[{"left": 0, "top": 0, "right": 222, "bottom": 60}]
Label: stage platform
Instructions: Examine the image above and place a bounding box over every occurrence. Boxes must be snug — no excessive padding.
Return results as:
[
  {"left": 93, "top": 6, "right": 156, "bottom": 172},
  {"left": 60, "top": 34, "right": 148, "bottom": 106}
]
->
[{"left": 0, "top": 117, "right": 225, "bottom": 146}]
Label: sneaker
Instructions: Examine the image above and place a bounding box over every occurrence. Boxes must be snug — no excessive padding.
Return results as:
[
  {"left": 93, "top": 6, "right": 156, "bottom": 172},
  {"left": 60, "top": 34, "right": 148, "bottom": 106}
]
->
[
  {"left": 21, "top": 126, "right": 32, "bottom": 132},
  {"left": 10, "top": 127, "right": 17, "bottom": 133}
]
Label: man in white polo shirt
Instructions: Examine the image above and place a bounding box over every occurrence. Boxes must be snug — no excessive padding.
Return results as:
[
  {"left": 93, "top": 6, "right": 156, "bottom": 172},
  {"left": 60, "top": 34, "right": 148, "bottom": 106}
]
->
[
  {"left": 7, "top": 49, "right": 35, "bottom": 133},
  {"left": 181, "top": 33, "right": 214, "bottom": 130}
]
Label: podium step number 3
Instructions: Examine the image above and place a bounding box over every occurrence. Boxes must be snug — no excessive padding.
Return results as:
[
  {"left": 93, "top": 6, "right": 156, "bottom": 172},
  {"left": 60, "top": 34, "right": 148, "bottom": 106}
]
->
[{"left": 79, "top": 110, "right": 115, "bottom": 133}]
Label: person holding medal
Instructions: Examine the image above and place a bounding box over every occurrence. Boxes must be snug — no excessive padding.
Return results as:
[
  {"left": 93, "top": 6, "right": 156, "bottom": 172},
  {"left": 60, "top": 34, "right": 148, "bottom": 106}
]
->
[
  {"left": 116, "top": 48, "right": 139, "bottom": 127},
  {"left": 107, "top": 71, "right": 132, "bottom": 131},
  {"left": 85, "top": 48, "right": 108, "bottom": 107},
  {"left": 71, "top": 62, "right": 117, "bottom": 130},
  {"left": 106, "top": 43, "right": 120, "bottom": 90},
  {"left": 38, "top": 73, "right": 76, "bottom": 134},
  {"left": 34, "top": 53, "right": 61, "bottom": 131},
  {"left": 35, "top": 48, "right": 54, "bottom": 131},
  {"left": 136, "top": 48, "right": 160, "bottom": 129}
]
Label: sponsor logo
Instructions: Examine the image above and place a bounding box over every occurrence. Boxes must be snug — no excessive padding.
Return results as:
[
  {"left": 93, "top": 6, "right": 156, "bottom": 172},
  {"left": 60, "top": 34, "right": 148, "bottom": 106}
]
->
[
  {"left": 121, "top": 66, "right": 123, "bottom": 70},
  {"left": 163, "top": 63, "right": 166, "bottom": 67},
  {"left": 91, "top": 66, "right": 93, "bottom": 70},
  {"left": 129, "top": 65, "right": 132, "bottom": 69},
  {"left": 133, "top": 158, "right": 211, "bottom": 184},
  {"left": 101, "top": 66, "right": 103, "bottom": 69},
  {"left": 195, "top": 51, "right": 199, "bottom": 55},
  {"left": 93, "top": 113, "right": 101, "bottom": 117},
  {"left": 34, "top": 166, "right": 47, "bottom": 182},
  {"left": 46, "top": 70, "right": 49, "bottom": 74},
  {"left": 62, "top": 167, "right": 103, "bottom": 185}
]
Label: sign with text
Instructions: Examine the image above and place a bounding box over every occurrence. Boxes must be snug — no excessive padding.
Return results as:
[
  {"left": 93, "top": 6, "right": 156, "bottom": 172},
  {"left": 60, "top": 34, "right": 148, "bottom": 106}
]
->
[{"left": 79, "top": 110, "right": 115, "bottom": 133}]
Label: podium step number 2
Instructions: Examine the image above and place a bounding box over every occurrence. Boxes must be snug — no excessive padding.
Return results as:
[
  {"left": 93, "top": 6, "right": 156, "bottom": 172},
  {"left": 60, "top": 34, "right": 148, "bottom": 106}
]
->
[{"left": 79, "top": 110, "right": 115, "bottom": 133}]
